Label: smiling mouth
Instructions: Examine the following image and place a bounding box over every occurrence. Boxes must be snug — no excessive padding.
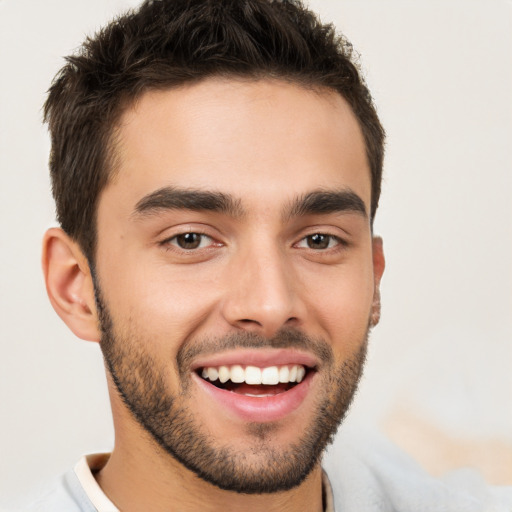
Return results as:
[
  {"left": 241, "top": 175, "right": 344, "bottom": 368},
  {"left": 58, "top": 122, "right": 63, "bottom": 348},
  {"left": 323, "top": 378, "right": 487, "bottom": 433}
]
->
[{"left": 197, "top": 364, "right": 313, "bottom": 397}]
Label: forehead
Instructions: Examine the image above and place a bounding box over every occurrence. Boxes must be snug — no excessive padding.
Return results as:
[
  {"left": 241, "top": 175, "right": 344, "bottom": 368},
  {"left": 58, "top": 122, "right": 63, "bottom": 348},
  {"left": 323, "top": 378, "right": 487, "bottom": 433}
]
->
[{"left": 105, "top": 78, "right": 371, "bottom": 215}]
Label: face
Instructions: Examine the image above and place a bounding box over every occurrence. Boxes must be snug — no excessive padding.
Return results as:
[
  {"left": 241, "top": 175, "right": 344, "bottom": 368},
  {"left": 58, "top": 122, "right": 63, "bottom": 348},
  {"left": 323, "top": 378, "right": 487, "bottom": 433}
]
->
[{"left": 93, "top": 79, "right": 383, "bottom": 493}]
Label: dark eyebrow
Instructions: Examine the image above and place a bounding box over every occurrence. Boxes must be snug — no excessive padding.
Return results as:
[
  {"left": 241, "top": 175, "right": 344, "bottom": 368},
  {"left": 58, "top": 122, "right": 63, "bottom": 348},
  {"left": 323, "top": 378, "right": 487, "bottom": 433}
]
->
[
  {"left": 133, "top": 187, "right": 244, "bottom": 218},
  {"left": 285, "top": 189, "right": 367, "bottom": 220}
]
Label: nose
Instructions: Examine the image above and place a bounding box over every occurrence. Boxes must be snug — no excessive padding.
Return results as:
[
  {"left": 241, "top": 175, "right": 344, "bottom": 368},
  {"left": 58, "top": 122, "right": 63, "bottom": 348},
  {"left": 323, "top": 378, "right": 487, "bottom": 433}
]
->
[{"left": 220, "top": 243, "right": 305, "bottom": 338}]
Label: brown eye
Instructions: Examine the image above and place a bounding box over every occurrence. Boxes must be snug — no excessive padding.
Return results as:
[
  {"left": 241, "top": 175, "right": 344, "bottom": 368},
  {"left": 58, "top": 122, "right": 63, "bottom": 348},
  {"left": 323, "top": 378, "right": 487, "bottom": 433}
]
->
[
  {"left": 174, "top": 233, "right": 205, "bottom": 249},
  {"left": 306, "top": 234, "right": 332, "bottom": 249}
]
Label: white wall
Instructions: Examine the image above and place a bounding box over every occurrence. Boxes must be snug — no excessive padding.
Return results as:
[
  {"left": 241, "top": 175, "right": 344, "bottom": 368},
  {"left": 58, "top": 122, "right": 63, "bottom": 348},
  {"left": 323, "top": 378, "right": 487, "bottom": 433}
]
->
[{"left": 0, "top": 0, "right": 510, "bottom": 506}]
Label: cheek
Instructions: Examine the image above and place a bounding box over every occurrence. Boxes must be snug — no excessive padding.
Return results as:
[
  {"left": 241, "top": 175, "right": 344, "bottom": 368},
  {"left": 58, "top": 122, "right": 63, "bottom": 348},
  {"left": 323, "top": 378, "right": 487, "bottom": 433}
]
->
[
  {"left": 104, "top": 261, "right": 223, "bottom": 346},
  {"left": 301, "top": 263, "right": 374, "bottom": 350}
]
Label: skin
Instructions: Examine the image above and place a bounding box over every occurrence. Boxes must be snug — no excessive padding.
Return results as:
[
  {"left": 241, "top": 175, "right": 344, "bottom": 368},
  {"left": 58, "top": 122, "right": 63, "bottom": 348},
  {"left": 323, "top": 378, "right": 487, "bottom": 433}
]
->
[{"left": 43, "top": 78, "right": 385, "bottom": 512}]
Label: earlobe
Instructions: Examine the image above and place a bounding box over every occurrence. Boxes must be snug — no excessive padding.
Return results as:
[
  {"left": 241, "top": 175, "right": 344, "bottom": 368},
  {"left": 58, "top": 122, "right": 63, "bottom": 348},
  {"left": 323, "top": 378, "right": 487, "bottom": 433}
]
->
[
  {"left": 370, "top": 236, "right": 385, "bottom": 327},
  {"left": 42, "top": 227, "right": 101, "bottom": 342}
]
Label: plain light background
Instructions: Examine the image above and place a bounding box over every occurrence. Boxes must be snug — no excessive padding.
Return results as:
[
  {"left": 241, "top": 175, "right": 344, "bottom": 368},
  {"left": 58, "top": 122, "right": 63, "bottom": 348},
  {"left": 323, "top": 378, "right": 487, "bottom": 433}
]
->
[{"left": 1, "top": 0, "right": 511, "bottom": 506}]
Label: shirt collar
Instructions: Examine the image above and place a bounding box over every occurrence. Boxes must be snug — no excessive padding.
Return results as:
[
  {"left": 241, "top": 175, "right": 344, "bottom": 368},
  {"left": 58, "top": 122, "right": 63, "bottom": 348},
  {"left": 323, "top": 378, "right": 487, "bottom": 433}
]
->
[{"left": 322, "top": 469, "right": 336, "bottom": 512}]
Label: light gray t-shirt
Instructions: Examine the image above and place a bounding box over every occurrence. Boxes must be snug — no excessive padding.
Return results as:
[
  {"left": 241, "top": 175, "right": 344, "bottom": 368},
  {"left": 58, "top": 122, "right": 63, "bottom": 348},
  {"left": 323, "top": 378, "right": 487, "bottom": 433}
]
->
[{"left": 25, "top": 431, "right": 512, "bottom": 512}]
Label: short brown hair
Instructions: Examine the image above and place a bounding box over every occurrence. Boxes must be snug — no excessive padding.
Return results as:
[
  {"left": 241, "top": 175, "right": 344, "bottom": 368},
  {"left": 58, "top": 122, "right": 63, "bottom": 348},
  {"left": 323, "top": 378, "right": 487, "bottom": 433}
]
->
[{"left": 44, "top": 0, "right": 385, "bottom": 262}]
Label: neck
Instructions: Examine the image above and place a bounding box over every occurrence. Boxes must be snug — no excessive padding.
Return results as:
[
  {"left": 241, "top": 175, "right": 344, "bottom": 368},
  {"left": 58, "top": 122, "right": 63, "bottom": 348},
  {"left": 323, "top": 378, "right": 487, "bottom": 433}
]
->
[{"left": 95, "top": 437, "right": 325, "bottom": 512}]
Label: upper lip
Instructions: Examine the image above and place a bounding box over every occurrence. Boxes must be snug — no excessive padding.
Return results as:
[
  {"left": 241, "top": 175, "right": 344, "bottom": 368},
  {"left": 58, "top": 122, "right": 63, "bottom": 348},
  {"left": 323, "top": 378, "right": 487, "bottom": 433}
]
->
[{"left": 190, "top": 348, "right": 319, "bottom": 372}]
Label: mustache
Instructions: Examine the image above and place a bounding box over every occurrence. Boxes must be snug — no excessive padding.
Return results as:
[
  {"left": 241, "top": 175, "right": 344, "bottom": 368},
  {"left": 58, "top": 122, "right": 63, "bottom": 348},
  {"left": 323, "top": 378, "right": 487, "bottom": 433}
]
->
[{"left": 177, "top": 328, "right": 334, "bottom": 373}]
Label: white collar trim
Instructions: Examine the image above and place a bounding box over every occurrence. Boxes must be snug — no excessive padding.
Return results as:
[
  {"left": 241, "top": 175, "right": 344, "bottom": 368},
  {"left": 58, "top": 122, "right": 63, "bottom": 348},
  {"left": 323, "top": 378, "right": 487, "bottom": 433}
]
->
[{"left": 73, "top": 454, "right": 119, "bottom": 512}]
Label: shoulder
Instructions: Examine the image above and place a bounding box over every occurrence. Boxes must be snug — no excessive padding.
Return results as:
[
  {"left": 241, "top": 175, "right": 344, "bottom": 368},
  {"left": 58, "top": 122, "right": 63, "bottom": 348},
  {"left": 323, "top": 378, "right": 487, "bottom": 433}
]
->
[
  {"left": 23, "top": 469, "right": 96, "bottom": 512},
  {"left": 323, "top": 426, "right": 512, "bottom": 512}
]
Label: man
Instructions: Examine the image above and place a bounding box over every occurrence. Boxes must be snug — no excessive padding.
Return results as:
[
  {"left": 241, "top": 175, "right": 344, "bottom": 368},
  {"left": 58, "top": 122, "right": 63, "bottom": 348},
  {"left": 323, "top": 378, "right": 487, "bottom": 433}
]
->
[{"left": 29, "top": 0, "right": 511, "bottom": 511}]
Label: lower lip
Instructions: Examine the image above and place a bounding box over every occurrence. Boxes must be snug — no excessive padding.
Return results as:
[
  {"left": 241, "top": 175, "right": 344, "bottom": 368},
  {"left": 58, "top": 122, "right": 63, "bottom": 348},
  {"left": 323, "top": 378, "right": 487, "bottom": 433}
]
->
[{"left": 193, "top": 372, "right": 314, "bottom": 423}]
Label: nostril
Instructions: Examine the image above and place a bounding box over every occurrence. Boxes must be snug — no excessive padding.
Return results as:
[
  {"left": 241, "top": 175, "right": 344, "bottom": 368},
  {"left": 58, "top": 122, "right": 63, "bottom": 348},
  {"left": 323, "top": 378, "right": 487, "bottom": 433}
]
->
[{"left": 238, "top": 319, "right": 263, "bottom": 326}]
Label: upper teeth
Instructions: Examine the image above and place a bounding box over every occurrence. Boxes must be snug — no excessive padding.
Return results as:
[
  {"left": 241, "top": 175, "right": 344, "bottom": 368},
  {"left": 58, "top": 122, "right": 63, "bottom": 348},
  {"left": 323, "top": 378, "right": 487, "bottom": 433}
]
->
[{"left": 201, "top": 365, "right": 306, "bottom": 385}]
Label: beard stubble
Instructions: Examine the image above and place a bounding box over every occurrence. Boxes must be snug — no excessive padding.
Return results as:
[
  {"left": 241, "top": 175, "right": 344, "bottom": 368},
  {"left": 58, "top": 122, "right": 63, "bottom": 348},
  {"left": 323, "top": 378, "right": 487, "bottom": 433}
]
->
[{"left": 94, "top": 284, "right": 369, "bottom": 494}]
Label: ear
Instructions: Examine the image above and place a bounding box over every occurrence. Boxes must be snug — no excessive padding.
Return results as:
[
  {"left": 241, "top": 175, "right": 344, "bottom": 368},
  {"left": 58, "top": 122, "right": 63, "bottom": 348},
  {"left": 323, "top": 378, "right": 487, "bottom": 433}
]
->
[
  {"left": 42, "top": 227, "right": 100, "bottom": 342},
  {"left": 370, "top": 236, "right": 385, "bottom": 327}
]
